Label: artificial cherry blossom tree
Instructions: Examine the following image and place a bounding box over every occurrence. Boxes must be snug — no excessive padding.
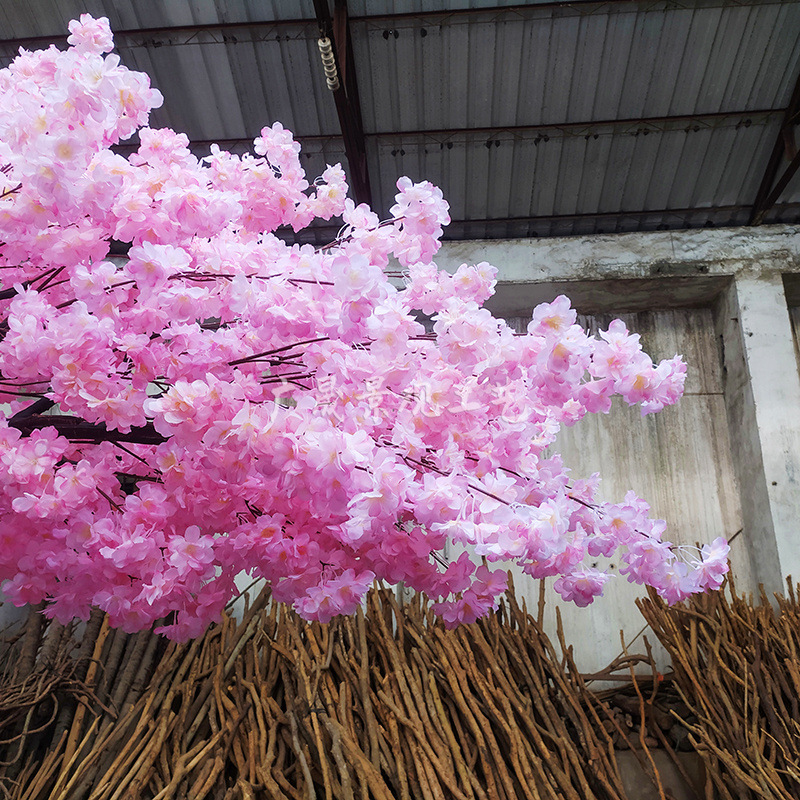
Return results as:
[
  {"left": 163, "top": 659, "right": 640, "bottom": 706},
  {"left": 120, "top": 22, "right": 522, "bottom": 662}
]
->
[{"left": 0, "top": 16, "right": 729, "bottom": 639}]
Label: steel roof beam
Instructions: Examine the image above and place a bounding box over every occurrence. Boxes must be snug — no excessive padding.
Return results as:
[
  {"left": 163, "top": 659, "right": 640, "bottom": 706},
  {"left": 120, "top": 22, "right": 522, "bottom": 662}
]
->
[
  {"left": 0, "top": 4, "right": 609, "bottom": 48},
  {"left": 274, "top": 205, "right": 800, "bottom": 245},
  {"left": 291, "top": 202, "right": 796, "bottom": 232},
  {"left": 0, "top": 0, "right": 764, "bottom": 50},
  {"left": 364, "top": 109, "right": 777, "bottom": 141},
  {"left": 110, "top": 109, "right": 777, "bottom": 154},
  {"left": 750, "top": 68, "right": 800, "bottom": 225},
  {"left": 313, "top": 0, "right": 372, "bottom": 207},
  {"left": 442, "top": 206, "right": 770, "bottom": 225},
  {"left": 0, "top": 20, "right": 316, "bottom": 49},
  {"left": 751, "top": 150, "right": 800, "bottom": 225}
]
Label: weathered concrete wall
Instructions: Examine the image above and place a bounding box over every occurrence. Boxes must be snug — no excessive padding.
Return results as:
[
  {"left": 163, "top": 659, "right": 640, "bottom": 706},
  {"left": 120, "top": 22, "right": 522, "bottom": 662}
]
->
[
  {"left": 499, "top": 307, "right": 746, "bottom": 672},
  {"left": 438, "top": 224, "right": 800, "bottom": 670},
  {"left": 437, "top": 225, "right": 800, "bottom": 286}
]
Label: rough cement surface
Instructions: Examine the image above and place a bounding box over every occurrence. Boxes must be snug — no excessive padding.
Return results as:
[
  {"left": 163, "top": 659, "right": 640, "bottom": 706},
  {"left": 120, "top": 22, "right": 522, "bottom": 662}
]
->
[{"left": 439, "top": 224, "right": 800, "bottom": 281}]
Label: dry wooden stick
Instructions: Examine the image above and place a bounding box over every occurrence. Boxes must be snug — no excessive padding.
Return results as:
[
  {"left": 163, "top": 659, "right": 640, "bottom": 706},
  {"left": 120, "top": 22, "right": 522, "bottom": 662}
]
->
[
  {"left": 10, "top": 579, "right": 755, "bottom": 800},
  {"left": 14, "top": 605, "right": 45, "bottom": 682},
  {"left": 62, "top": 613, "right": 111, "bottom": 768},
  {"left": 639, "top": 581, "right": 800, "bottom": 800}
]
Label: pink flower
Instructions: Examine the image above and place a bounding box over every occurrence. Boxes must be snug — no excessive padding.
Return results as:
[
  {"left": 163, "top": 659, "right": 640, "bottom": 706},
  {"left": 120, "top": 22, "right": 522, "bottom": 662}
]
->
[
  {"left": 293, "top": 569, "right": 375, "bottom": 623},
  {"left": 434, "top": 588, "right": 493, "bottom": 627},
  {"left": 168, "top": 526, "right": 216, "bottom": 577},
  {"left": 528, "top": 296, "right": 576, "bottom": 336},
  {"left": 67, "top": 15, "right": 114, "bottom": 54},
  {"left": 695, "top": 537, "right": 730, "bottom": 589},
  {"left": 553, "top": 569, "right": 610, "bottom": 607},
  {"left": 126, "top": 242, "right": 191, "bottom": 290},
  {"left": 0, "top": 16, "right": 709, "bottom": 639},
  {"left": 473, "top": 564, "right": 508, "bottom": 597}
]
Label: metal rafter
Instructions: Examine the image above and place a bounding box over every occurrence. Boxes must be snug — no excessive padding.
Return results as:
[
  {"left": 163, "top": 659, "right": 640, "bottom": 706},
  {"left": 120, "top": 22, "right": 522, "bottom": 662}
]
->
[
  {"left": 0, "top": 1, "right": 719, "bottom": 49},
  {"left": 750, "top": 67, "right": 800, "bottom": 225},
  {"left": 313, "top": 0, "right": 372, "bottom": 207},
  {"left": 362, "top": 109, "right": 775, "bottom": 143},
  {"left": 276, "top": 202, "right": 800, "bottom": 245},
  {"left": 110, "top": 109, "right": 777, "bottom": 154}
]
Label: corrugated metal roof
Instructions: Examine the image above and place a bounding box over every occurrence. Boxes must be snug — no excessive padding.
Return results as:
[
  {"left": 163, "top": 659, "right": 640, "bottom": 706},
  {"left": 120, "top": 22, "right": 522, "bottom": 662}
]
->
[
  {"left": 355, "top": 2, "right": 800, "bottom": 129},
  {"left": 366, "top": 114, "right": 778, "bottom": 212},
  {"left": 1, "top": 0, "right": 799, "bottom": 239}
]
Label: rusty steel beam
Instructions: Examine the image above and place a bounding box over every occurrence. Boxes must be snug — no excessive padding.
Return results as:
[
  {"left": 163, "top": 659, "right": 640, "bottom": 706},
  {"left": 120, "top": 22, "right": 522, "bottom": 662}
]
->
[
  {"left": 366, "top": 109, "right": 776, "bottom": 142},
  {"left": 440, "top": 205, "right": 766, "bottom": 226},
  {"left": 750, "top": 67, "right": 800, "bottom": 225},
  {"left": 0, "top": 19, "right": 315, "bottom": 50},
  {"left": 751, "top": 150, "right": 800, "bottom": 225}
]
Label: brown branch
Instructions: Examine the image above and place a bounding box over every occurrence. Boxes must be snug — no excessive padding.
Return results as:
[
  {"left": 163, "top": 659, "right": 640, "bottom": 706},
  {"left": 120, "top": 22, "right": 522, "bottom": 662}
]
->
[
  {"left": 8, "top": 414, "right": 166, "bottom": 445},
  {"left": 8, "top": 398, "right": 55, "bottom": 421},
  {"left": 229, "top": 337, "right": 330, "bottom": 366}
]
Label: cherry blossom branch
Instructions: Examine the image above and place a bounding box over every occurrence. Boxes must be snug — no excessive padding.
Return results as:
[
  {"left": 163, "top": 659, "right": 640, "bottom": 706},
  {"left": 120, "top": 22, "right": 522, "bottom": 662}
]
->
[
  {"left": 9, "top": 414, "right": 167, "bottom": 445},
  {"left": 0, "top": 182, "right": 22, "bottom": 200},
  {"left": 112, "top": 441, "right": 160, "bottom": 470},
  {"left": 96, "top": 486, "right": 123, "bottom": 511},
  {"left": 0, "top": 266, "right": 65, "bottom": 300},
  {"left": 402, "top": 453, "right": 511, "bottom": 506},
  {"left": 566, "top": 493, "right": 598, "bottom": 510},
  {"left": 228, "top": 337, "right": 329, "bottom": 366},
  {"left": 314, "top": 216, "right": 401, "bottom": 252},
  {"left": 260, "top": 372, "right": 315, "bottom": 384},
  {"left": 8, "top": 398, "right": 55, "bottom": 421},
  {"left": 0, "top": 17, "right": 712, "bottom": 636},
  {"left": 36, "top": 266, "right": 66, "bottom": 292},
  {"left": 0, "top": 389, "right": 48, "bottom": 398},
  {"left": 170, "top": 272, "right": 334, "bottom": 287}
]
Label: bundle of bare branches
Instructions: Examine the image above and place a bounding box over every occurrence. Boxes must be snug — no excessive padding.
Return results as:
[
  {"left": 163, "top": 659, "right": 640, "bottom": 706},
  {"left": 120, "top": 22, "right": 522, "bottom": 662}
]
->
[
  {"left": 638, "top": 580, "right": 800, "bottom": 800},
  {"left": 0, "top": 581, "right": 648, "bottom": 800}
]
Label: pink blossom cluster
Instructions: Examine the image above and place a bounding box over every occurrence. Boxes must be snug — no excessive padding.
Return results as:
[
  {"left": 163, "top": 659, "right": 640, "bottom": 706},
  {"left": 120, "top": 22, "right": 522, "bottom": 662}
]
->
[{"left": 0, "top": 18, "right": 728, "bottom": 639}]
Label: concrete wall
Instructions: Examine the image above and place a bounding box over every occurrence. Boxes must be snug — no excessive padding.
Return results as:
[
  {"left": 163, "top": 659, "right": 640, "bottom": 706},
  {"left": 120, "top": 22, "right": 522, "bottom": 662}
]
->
[
  {"left": 437, "top": 224, "right": 800, "bottom": 671},
  {"left": 503, "top": 308, "right": 746, "bottom": 672}
]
